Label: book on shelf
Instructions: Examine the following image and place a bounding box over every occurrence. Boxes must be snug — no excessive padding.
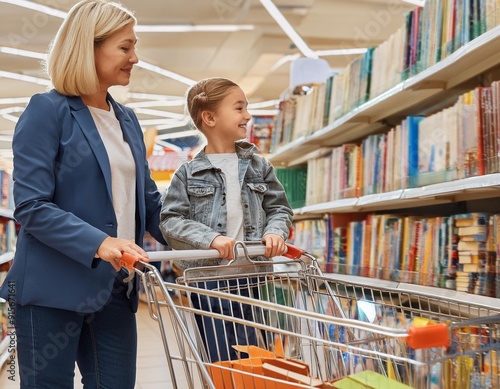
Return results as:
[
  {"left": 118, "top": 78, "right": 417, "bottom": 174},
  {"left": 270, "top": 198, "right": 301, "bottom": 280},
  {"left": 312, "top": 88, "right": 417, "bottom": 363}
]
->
[{"left": 454, "top": 212, "right": 489, "bottom": 227}]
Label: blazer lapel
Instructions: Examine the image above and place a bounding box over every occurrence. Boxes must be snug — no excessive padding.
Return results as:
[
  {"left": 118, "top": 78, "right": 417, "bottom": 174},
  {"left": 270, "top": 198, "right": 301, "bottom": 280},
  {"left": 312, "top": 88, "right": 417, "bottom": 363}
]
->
[{"left": 68, "top": 95, "right": 113, "bottom": 200}]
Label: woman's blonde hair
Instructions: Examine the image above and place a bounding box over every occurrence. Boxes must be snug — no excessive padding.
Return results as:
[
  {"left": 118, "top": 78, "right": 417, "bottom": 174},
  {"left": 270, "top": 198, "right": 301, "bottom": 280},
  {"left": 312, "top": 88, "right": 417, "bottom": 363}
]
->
[
  {"left": 186, "top": 77, "right": 239, "bottom": 130},
  {"left": 46, "top": 0, "right": 136, "bottom": 96}
]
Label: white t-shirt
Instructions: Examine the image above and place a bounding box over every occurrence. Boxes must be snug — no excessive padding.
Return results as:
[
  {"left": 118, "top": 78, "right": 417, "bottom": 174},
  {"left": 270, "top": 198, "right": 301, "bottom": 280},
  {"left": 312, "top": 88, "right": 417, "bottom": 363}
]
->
[
  {"left": 207, "top": 153, "right": 244, "bottom": 241},
  {"left": 88, "top": 104, "right": 136, "bottom": 241}
]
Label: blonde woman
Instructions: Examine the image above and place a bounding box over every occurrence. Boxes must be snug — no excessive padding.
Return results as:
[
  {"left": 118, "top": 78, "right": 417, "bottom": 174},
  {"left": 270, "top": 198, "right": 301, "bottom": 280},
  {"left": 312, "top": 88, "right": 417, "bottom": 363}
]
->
[{"left": 0, "top": 1, "right": 166, "bottom": 387}]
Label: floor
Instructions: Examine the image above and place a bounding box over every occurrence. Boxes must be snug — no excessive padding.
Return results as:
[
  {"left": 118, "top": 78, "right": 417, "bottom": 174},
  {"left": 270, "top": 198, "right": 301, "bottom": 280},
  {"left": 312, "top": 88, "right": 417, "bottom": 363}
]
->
[{"left": 0, "top": 299, "right": 174, "bottom": 388}]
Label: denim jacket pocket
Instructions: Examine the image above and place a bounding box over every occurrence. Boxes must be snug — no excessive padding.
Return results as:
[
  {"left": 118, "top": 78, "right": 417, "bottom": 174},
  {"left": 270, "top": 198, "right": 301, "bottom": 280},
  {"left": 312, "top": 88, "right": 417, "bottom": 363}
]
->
[
  {"left": 187, "top": 185, "right": 215, "bottom": 197},
  {"left": 246, "top": 182, "right": 268, "bottom": 193},
  {"left": 187, "top": 184, "right": 216, "bottom": 225}
]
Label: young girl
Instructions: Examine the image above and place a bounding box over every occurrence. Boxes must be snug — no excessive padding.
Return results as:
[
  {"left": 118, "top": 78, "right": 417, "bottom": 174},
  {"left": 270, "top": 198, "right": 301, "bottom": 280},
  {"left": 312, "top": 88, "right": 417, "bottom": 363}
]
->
[{"left": 160, "top": 77, "right": 293, "bottom": 362}]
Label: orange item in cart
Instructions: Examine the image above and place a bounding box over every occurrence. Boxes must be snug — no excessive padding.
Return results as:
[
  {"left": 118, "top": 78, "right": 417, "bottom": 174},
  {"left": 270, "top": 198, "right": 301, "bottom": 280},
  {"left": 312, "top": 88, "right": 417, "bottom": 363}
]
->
[{"left": 208, "top": 341, "right": 329, "bottom": 389}]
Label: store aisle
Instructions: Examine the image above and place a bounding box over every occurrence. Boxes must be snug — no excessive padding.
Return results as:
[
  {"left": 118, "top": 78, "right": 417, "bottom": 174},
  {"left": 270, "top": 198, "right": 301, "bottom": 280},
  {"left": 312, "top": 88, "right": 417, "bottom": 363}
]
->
[{"left": 0, "top": 301, "right": 173, "bottom": 388}]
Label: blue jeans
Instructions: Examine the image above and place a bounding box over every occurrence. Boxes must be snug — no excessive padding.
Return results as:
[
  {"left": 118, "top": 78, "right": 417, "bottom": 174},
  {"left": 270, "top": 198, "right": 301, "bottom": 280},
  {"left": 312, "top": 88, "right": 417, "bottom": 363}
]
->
[
  {"left": 190, "top": 278, "right": 262, "bottom": 362},
  {"left": 15, "top": 276, "right": 137, "bottom": 389}
]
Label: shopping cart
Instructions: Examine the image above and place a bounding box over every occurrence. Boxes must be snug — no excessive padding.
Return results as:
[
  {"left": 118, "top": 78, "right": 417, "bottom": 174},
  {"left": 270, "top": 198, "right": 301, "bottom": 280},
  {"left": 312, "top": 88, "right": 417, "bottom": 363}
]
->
[{"left": 121, "top": 242, "right": 500, "bottom": 389}]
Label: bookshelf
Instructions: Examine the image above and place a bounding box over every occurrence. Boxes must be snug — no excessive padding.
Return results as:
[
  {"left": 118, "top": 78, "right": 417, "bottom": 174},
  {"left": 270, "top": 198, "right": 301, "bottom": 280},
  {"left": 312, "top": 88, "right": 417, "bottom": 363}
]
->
[
  {"left": 269, "top": 5, "right": 500, "bottom": 322},
  {"left": 269, "top": 24, "right": 500, "bottom": 168}
]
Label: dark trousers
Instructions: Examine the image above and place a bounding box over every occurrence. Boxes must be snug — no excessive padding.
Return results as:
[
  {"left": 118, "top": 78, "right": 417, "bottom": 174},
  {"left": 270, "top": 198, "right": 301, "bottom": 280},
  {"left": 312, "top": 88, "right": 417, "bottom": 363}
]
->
[{"left": 15, "top": 276, "right": 137, "bottom": 389}]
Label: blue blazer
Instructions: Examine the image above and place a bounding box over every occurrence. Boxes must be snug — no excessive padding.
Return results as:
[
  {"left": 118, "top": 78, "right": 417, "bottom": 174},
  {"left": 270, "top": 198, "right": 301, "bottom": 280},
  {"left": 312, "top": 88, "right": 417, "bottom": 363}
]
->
[{"left": 0, "top": 90, "right": 166, "bottom": 313}]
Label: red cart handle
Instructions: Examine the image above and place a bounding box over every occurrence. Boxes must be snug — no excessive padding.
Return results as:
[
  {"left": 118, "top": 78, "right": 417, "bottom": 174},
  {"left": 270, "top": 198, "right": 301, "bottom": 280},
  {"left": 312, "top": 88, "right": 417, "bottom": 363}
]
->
[
  {"left": 405, "top": 323, "right": 450, "bottom": 349},
  {"left": 120, "top": 252, "right": 140, "bottom": 271},
  {"left": 283, "top": 243, "right": 305, "bottom": 259}
]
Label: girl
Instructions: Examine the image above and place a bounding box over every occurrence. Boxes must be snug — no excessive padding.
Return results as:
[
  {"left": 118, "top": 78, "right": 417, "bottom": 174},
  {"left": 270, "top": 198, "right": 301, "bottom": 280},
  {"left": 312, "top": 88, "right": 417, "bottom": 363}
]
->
[{"left": 160, "top": 77, "right": 293, "bottom": 362}]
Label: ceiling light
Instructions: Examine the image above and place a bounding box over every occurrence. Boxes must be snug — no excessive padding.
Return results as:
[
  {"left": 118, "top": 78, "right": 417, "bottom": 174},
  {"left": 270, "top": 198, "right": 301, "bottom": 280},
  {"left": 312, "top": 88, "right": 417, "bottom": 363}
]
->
[
  {"left": 315, "top": 48, "right": 368, "bottom": 56},
  {"left": 126, "top": 99, "right": 185, "bottom": 108},
  {"left": 156, "top": 129, "right": 198, "bottom": 139},
  {"left": 134, "top": 108, "right": 184, "bottom": 120},
  {"left": 0, "top": 46, "right": 46, "bottom": 60},
  {"left": 1, "top": 114, "right": 19, "bottom": 123},
  {"left": 0, "top": 0, "right": 66, "bottom": 18},
  {"left": 2, "top": 1, "right": 254, "bottom": 33},
  {"left": 0, "top": 45, "right": 195, "bottom": 87},
  {"left": 248, "top": 109, "right": 278, "bottom": 116},
  {"left": 0, "top": 70, "right": 51, "bottom": 86},
  {"left": 136, "top": 25, "right": 254, "bottom": 32},
  {"left": 401, "top": 0, "right": 425, "bottom": 5},
  {"left": 127, "top": 92, "right": 184, "bottom": 102},
  {"left": 248, "top": 100, "right": 280, "bottom": 109},
  {"left": 0, "top": 97, "right": 30, "bottom": 105},
  {"left": 139, "top": 118, "right": 187, "bottom": 126},
  {"left": 271, "top": 54, "right": 301, "bottom": 72},
  {"left": 259, "top": 0, "right": 316, "bottom": 59},
  {"left": 137, "top": 61, "right": 196, "bottom": 86}
]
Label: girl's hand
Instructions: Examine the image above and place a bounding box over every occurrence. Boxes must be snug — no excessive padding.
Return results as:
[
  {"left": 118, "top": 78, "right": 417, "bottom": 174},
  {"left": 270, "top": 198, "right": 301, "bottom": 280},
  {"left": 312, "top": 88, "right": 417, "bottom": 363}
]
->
[
  {"left": 262, "top": 234, "right": 286, "bottom": 258},
  {"left": 96, "top": 236, "right": 148, "bottom": 271},
  {"left": 210, "top": 236, "right": 236, "bottom": 259}
]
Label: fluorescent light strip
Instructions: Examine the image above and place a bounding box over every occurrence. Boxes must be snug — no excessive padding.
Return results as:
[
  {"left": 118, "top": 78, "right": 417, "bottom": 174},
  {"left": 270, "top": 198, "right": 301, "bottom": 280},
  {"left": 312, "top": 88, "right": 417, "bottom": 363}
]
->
[
  {"left": 248, "top": 109, "right": 278, "bottom": 116},
  {"left": 139, "top": 118, "right": 187, "bottom": 126},
  {"left": 0, "top": 46, "right": 46, "bottom": 59},
  {"left": 2, "top": 1, "right": 255, "bottom": 32},
  {"left": 135, "top": 25, "right": 254, "bottom": 32},
  {"left": 0, "top": 97, "right": 30, "bottom": 105},
  {"left": 156, "top": 129, "right": 199, "bottom": 139},
  {"left": 134, "top": 108, "right": 184, "bottom": 119},
  {"left": 1, "top": 0, "right": 66, "bottom": 18},
  {"left": 402, "top": 0, "right": 425, "bottom": 6},
  {"left": 315, "top": 48, "right": 368, "bottom": 56},
  {"left": 137, "top": 61, "right": 196, "bottom": 86},
  {"left": 259, "top": 0, "right": 316, "bottom": 59},
  {"left": 126, "top": 100, "right": 185, "bottom": 108},
  {"left": 0, "top": 107, "right": 24, "bottom": 115},
  {"left": 248, "top": 100, "right": 279, "bottom": 109},
  {"left": 0, "top": 70, "right": 51, "bottom": 85},
  {"left": 1, "top": 114, "right": 19, "bottom": 123},
  {"left": 0, "top": 45, "right": 195, "bottom": 87},
  {"left": 127, "top": 92, "right": 184, "bottom": 101}
]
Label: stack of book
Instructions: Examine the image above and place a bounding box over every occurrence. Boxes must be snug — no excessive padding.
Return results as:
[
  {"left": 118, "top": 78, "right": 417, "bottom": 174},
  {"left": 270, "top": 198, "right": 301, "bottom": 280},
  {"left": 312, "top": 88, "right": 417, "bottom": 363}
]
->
[{"left": 454, "top": 212, "right": 492, "bottom": 295}]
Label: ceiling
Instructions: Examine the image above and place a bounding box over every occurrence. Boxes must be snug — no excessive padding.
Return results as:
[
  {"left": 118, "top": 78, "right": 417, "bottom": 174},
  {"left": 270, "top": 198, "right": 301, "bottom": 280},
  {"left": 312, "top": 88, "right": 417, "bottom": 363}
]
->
[{"left": 0, "top": 0, "right": 416, "bottom": 167}]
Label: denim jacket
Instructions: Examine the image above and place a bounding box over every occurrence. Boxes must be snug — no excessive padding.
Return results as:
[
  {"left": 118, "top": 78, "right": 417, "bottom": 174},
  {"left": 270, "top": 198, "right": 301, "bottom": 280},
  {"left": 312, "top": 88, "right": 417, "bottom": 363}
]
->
[{"left": 160, "top": 140, "right": 293, "bottom": 269}]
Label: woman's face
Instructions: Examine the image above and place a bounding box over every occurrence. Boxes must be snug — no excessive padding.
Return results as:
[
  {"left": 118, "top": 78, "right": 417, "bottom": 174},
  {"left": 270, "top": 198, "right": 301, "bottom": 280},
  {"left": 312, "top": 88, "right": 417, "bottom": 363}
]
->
[{"left": 94, "top": 23, "right": 138, "bottom": 91}]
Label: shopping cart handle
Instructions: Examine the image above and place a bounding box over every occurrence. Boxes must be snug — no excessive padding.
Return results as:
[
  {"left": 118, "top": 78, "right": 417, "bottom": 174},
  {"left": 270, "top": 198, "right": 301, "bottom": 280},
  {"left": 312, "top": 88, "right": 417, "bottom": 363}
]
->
[
  {"left": 405, "top": 323, "right": 450, "bottom": 349},
  {"left": 120, "top": 252, "right": 140, "bottom": 271},
  {"left": 283, "top": 243, "right": 305, "bottom": 259}
]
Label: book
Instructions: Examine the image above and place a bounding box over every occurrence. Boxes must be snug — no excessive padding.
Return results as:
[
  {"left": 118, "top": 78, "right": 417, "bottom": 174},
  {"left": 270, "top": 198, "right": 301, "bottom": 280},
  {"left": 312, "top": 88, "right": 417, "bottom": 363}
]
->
[
  {"left": 454, "top": 212, "right": 489, "bottom": 227},
  {"left": 457, "top": 240, "right": 486, "bottom": 251}
]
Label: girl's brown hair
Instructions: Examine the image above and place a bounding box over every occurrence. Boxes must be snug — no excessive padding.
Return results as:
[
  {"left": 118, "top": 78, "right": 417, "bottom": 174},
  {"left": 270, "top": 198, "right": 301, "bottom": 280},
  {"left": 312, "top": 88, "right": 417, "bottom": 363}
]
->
[{"left": 186, "top": 77, "right": 238, "bottom": 130}]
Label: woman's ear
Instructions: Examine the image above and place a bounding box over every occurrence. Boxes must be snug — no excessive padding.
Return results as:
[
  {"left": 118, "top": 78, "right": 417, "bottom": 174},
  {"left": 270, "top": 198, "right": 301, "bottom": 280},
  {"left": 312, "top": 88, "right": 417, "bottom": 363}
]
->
[{"left": 201, "top": 110, "right": 216, "bottom": 127}]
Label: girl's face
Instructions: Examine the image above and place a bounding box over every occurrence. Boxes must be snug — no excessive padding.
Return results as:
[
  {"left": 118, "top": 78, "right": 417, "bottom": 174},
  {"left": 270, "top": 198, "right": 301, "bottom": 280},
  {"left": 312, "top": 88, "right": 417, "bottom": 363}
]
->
[
  {"left": 212, "top": 86, "right": 252, "bottom": 143},
  {"left": 94, "top": 23, "right": 138, "bottom": 91}
]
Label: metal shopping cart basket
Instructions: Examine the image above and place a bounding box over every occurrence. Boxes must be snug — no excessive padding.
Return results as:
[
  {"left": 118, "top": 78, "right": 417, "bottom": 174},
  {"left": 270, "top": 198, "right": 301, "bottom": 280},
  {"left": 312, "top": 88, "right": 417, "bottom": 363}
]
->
[{"left": 121, "top": 242, "right": 500, "bottom": 389}]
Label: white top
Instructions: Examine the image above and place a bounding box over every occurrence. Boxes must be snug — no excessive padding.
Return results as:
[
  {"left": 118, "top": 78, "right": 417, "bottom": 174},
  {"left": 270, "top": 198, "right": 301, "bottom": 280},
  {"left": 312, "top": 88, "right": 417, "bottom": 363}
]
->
[
  {"left": 88, "top": 103, "right": 136, "bottom": 241},
  {"left": 207, "top": 153, "right": 244, "bottom": 241}
]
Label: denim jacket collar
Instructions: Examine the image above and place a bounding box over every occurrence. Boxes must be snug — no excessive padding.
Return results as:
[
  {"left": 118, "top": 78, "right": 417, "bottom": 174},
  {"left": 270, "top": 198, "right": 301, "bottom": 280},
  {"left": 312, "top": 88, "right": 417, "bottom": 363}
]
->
[{"left": 190, "top": 140, "right": 258, "bottom": 175}]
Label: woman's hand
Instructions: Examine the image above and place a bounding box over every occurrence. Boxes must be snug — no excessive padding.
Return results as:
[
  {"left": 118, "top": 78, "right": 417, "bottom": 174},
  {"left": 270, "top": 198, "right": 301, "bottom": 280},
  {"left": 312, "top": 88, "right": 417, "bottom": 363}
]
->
[
  {"left": 96, "top": 236, "right": 149, "bottom": 271},
  {"left": 262, "top": 234, "right": 286, "bottom": 258},
  {"left": 210, "top": 236, "right": 236, "bottom": 259}
]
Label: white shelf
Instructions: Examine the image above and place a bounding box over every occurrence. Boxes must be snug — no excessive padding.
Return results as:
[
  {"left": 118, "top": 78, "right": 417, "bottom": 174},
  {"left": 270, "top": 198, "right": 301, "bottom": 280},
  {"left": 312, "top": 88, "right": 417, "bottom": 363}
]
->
[
  {"left": 293, "top": 173, "right": 500, "bottom": 216},
  {"left": 269, "top": 25, "right": 500, "bottom": 167},
  {"left": 324, "top": 273, "right": 500, "bottom": 311}
]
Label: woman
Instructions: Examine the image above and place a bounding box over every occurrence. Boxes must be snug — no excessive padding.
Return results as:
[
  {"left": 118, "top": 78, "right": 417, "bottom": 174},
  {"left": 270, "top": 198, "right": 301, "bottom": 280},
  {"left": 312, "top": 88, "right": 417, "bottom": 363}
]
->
[{"left": 0, "top": 1, "right": 166, "bottom": 387}]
